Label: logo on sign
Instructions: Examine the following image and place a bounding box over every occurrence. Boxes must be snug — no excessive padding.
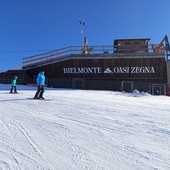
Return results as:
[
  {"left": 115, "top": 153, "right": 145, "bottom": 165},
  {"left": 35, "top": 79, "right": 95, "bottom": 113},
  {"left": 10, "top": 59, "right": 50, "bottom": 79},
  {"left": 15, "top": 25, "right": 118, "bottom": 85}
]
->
[{"left": 104, "top": 67, "right": 155, "bottom": 74}]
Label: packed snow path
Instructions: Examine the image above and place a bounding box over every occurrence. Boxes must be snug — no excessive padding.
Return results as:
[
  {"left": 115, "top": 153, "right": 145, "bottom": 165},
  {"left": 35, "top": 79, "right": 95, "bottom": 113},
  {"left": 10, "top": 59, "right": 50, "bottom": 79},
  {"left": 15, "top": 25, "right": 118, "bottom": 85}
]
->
[{"left": 0, "top": 85, "right": 170, "bottom": 170}]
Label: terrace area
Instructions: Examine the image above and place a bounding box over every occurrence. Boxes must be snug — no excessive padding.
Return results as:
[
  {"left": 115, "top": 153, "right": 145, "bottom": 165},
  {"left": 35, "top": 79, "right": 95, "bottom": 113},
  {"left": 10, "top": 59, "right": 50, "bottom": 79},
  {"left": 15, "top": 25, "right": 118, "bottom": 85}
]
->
[{"left": 22, "top": 44, "right": 166, "bottom": 70}]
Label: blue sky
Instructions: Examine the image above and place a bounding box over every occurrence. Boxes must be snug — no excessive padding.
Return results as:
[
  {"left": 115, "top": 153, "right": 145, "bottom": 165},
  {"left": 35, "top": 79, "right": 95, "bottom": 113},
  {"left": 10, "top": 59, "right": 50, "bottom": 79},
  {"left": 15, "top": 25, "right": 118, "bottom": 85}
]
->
[{"left": 0, "top": 0, "right": 170, "bottom": 71}]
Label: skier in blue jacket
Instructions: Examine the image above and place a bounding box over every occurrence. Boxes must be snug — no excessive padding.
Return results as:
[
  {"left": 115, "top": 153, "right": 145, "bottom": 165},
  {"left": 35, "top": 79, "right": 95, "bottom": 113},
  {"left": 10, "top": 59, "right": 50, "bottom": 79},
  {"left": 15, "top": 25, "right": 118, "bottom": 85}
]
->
[
  {"left": 33, "top": 71, "right": 46, "bottom": 99},
  {"left": 10, "top": 76, "right": 18, "bottom": 93}
]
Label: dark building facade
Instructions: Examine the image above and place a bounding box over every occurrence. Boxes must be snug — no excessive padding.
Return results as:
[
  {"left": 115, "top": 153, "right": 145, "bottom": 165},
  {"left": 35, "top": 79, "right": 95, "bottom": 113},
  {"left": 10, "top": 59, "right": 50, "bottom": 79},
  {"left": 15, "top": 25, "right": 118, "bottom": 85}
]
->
[{"left": 0, "top": 70, "right": 25, "bottom": 84}]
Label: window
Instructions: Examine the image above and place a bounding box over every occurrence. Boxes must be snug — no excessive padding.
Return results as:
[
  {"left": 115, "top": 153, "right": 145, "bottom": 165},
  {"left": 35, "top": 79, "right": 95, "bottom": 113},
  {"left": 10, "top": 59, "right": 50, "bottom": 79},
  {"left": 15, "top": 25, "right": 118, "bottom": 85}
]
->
[
  {"left": 125, "top": 42, "right": 131, "bottom": 45},
  {"left": 134, "top": 42, "right": 140, "bottom": 45}
]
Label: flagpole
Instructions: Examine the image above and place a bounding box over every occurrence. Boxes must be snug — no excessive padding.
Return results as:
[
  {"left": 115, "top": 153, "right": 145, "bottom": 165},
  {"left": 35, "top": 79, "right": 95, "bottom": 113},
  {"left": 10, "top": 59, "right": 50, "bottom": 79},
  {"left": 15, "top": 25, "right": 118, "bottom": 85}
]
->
[{"left": 79, "top": 20, "right": 85, "bottom": 47}]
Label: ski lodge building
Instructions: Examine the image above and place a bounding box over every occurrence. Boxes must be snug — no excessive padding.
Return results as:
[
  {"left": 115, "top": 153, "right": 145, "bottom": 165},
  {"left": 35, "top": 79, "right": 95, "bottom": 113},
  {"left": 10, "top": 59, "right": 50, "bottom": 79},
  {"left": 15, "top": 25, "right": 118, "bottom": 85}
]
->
[{"left": 22, "top": 35, "right": 170, "bottom": 95}]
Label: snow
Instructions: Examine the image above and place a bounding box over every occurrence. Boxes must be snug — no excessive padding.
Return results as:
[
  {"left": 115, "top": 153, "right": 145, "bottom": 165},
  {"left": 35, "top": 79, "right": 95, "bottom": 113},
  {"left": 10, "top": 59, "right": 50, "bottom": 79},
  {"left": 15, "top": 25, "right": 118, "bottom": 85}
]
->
[{"left": 0, "top": 84, "right": 170, "bottom": 170}]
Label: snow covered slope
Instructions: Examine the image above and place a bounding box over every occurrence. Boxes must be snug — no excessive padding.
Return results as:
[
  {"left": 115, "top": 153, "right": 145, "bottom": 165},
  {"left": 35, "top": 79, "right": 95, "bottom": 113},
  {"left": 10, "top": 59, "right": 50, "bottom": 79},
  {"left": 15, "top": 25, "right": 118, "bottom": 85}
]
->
[{"left": 0, "top": 84, "right": 170, "bottom": 170}]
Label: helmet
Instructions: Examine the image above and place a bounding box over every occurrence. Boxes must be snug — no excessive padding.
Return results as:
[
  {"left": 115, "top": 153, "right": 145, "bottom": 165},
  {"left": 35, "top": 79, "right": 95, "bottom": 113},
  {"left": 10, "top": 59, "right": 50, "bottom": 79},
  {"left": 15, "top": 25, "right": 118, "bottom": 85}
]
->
[{"left": 13, "top": 76, "right": 17, "bottom": 79}]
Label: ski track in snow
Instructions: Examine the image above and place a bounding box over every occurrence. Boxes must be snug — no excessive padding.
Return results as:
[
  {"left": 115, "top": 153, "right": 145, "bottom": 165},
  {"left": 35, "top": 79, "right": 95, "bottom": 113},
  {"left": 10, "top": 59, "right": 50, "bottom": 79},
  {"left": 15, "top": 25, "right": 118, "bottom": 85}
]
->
[{"left": 0, "top": 85, "right": 170, "bottom": 169}]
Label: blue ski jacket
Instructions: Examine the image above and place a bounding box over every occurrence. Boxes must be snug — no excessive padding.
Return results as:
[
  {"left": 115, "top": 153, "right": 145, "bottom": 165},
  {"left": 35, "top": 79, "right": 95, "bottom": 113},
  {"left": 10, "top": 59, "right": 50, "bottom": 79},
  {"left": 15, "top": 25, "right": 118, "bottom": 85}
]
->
[
  {"left": 11, "top": 79, "right": 17, "bottom": 86},
  {"left": 36, "top": 72, "right": 45, "bottom": 86}
]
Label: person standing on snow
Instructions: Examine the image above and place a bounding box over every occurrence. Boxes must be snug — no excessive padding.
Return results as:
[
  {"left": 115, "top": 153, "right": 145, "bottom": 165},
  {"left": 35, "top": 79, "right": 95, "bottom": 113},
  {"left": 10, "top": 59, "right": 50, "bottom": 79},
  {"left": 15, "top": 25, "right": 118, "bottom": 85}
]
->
[
  {"left": 10, "top": 76, "right": 18, "bottom": 93},
  {"left": 33, "top": 70, "right": 46, "bottom": 99}
]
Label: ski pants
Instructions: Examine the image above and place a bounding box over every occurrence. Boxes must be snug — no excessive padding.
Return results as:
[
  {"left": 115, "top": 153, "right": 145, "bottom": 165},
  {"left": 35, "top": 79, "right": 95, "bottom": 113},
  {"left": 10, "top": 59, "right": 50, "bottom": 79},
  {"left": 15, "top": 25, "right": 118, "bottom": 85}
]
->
[
  {"left": 34, "top": 85, "right": 45, "bottom": 98},
  {"left": 10, "top": 85, "right": 17, "bottom": 93}
]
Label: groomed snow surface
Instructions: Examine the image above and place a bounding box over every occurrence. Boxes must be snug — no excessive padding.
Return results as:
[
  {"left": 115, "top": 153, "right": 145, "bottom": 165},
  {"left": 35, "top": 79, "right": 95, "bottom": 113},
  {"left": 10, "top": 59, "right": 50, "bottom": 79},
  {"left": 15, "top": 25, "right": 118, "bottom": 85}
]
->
[{"left": 0, "top": 84, "right": 170, "bottom": 170}]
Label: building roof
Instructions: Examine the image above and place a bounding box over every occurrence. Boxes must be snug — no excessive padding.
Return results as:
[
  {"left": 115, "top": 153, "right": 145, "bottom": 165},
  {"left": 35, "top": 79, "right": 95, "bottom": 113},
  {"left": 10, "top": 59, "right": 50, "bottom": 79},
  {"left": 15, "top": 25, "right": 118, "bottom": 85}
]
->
[{"left": 114, "top": 38, "right": 151, "bottom": 41}]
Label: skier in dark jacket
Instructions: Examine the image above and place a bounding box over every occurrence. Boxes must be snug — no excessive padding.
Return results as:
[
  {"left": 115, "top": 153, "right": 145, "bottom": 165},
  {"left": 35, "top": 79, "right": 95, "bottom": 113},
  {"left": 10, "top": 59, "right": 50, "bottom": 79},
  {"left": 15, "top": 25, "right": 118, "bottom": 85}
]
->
[
  {"left": 10, "top": 76, "right": 18, "bottom": 93},
  {"left": 33, "top": 71, "right": 46, "bottom": 99}
]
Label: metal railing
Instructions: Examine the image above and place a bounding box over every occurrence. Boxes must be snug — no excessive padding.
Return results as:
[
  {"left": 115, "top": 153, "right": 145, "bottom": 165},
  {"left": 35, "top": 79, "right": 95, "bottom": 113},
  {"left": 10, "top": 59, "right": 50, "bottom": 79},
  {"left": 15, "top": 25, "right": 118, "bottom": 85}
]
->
[{"left": 22, "top": 44, "right": 165, "bottom": 69}]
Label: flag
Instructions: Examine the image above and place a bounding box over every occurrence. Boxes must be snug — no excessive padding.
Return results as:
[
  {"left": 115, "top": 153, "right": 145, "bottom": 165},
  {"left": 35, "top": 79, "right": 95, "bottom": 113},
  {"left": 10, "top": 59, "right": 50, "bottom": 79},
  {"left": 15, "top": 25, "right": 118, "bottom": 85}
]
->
[
  {"left": 152, "top": 44, "right": 164, "bottom": 53},
  {"left": 79, "top": 20, "right": 85, "bottom": 25}
]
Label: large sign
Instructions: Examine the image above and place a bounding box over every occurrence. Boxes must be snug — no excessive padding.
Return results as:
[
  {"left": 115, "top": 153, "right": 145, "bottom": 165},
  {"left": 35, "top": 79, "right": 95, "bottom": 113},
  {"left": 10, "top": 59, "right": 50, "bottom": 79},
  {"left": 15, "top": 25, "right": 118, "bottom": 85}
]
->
[
  {"left": 60, "top": 57, "right": 166, "bottom": 81},
  {"left": 63, "top": 66, "right": 155, "bottom": 74}
]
